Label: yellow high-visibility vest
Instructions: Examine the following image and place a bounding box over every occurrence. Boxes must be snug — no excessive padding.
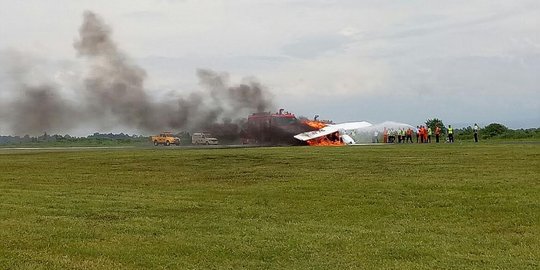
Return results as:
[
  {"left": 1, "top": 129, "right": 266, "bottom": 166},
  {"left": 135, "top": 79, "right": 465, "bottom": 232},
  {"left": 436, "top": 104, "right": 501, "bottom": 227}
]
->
[{"left": 448, "top": 127, "right": 453, "bottom": 134}]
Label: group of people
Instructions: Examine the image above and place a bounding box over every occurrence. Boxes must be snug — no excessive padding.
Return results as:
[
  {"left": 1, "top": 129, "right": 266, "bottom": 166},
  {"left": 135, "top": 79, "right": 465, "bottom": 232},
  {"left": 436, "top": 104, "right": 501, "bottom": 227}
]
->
[
  {"left": 381, "top": 124, "right": 460, "bottom": 144},
  {"left": 371, "top": 123, "right": 481, "bottom": 144}
]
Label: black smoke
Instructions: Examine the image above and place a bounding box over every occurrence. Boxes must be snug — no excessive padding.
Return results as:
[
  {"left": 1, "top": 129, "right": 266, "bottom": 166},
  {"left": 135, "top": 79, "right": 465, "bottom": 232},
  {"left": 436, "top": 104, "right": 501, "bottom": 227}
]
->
[
  {"left": 4, "top": 84, "right": 79, "bottom": 135},
  {"left": 0, "top": 11, "right": 274, "bottom": 137},
  {"left": 0, "top": 51, "right": 80, "bottom": 135}
]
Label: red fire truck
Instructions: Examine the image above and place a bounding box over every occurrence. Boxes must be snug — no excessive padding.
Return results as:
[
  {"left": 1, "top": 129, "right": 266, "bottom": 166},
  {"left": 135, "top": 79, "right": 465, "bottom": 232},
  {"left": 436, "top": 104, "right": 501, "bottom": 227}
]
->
[{"left": 242, "top": 109, "right": 317, "bottom": 145}]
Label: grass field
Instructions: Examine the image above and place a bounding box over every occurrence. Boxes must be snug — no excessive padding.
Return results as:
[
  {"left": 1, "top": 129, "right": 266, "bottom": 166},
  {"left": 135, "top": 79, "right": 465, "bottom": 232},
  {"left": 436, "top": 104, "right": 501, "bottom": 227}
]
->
[{"left": 0, "top": 143, "right": 539, "bottom": 269}]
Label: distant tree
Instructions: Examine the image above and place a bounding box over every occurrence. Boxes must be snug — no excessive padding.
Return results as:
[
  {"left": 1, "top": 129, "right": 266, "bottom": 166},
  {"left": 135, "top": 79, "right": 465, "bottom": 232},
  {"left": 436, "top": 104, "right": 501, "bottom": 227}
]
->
[
  {"left": 51, "top": 134, "right": 61, "bottom": 142},
  {"left": 482, "top": 123, "right": 508, "bottom": 138},
  {"left": 425, "top": 118, "right": 445, "bottom": 134},
  {"left": 38, "top": 132, "right": 50, "bottom": 142},
  {"left": 455, "top": 126, "right": 474, "bottom": 140}
]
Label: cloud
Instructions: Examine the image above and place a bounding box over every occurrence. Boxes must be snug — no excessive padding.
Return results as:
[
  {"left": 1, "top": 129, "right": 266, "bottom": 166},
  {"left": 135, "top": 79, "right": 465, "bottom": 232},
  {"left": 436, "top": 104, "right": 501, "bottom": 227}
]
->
[{"left": 281, "top": 35, "right": 352, "bottom": 59}]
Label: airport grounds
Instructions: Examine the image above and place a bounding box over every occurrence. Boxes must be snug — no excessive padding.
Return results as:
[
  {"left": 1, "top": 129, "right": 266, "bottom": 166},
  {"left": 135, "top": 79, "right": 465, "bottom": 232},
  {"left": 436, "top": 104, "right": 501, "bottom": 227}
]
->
[{"left": 0, "top": 140, "right": 539, "bottom": 269}]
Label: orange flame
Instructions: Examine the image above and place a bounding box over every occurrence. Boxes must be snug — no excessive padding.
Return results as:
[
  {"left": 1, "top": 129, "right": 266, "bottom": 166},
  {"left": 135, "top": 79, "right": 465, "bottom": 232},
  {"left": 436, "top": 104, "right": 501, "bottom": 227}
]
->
[
  {"left": 303, "top": 120, "right": 327, "bottom": 129},
  {"left": 306, "top": 137, "right": 344, "bottom": 146}
]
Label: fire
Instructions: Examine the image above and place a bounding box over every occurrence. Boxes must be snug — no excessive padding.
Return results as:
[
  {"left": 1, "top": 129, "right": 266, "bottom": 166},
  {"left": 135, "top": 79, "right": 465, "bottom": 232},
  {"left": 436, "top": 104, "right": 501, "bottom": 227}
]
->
[
  {"left": 303, "top": 120, "right": 327, "bottom": 130},
  {"left": 306, "top": 134, "right": 344, "bottom": 146},
  {"left": 301, "top": 121, "right": 343, "bottom": 146},
  {"left": 307, "top": 138, "right": 344, "bottom": 146}
]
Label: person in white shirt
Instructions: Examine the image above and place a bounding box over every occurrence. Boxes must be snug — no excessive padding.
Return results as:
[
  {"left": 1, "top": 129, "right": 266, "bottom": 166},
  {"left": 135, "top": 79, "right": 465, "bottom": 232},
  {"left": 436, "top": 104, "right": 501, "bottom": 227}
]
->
[{"left": 373, "top": 131, "right": 379, "bottom": 143}]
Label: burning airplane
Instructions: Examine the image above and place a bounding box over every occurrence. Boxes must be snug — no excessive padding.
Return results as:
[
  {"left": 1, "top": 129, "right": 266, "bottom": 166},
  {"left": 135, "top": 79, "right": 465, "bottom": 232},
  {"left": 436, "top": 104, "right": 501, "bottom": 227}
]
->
[{"left": 294, "top": 120, "right": 417, "bottom": 146}]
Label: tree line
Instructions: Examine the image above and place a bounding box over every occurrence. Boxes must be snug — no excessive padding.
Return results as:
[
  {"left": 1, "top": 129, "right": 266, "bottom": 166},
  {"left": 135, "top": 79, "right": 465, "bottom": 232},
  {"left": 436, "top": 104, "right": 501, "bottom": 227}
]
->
[
  {"left": 0, "top": 132, "right": 148, "bottom": 146},
  {"left": 425, "top": 118, "right": 540, "bottom": 141}
]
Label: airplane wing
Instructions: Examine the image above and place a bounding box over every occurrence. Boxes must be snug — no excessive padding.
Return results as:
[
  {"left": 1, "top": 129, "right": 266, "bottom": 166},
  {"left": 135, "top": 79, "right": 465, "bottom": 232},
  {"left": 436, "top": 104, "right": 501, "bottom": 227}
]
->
[
  {"left": 293, "top": 126, "right": 340, "bottom": 141},
  {"left": 294, "top": 121, "right": 372, "bottom": 142}
]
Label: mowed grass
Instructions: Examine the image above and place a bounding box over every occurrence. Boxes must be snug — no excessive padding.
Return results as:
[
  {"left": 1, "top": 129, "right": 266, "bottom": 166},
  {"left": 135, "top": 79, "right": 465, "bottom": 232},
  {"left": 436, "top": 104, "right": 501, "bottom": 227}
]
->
[{"left": 0, "top": 143, "right": 538, "bottom": 269}]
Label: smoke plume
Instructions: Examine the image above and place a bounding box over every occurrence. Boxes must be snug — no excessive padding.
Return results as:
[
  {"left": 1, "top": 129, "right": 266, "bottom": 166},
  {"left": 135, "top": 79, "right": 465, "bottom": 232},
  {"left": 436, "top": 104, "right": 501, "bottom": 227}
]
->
[
  {"left": 0, "top": 11, "right": 274, "bottom": 136},
  {"left": 0, "top": 51, "right": 79, "bottom": 135}
]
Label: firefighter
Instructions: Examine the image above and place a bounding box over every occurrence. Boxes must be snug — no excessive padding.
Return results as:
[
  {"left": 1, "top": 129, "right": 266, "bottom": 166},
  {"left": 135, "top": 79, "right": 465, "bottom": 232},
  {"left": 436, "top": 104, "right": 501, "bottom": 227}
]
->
[
  {"left": 448, "top": 125, "right": 454, "bottom": 143},
  {"left": 427, "top": 126, "right": 432, "bottom": 143},
  {"left": 406, "top": 128, "right": 413, "bottom": 143},
  {"left": 388, "top": 129, "right": 395, "bottom": 143},
  {"left": 435, "top": 125, "right": 441, "bottom": 143}
]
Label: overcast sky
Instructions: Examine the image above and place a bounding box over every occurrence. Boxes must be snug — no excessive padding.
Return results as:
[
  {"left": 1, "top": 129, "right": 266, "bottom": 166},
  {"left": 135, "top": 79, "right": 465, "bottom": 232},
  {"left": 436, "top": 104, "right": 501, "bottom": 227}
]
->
[{"left": 1, "top": 0, "right": 539, "bottom": 131}]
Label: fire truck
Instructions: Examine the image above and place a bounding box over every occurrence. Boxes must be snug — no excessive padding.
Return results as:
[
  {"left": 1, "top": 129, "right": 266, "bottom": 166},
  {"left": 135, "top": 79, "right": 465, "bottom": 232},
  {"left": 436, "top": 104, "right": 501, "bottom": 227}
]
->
[{"left": 242, "top": 109, "right": 317, "bottom": 145}]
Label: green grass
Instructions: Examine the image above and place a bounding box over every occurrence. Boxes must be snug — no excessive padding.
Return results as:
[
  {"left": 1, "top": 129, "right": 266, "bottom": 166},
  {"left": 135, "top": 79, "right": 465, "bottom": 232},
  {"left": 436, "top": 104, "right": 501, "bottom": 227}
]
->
[{"left": 0, "top": 143, "right": 539, "bottom": 269}]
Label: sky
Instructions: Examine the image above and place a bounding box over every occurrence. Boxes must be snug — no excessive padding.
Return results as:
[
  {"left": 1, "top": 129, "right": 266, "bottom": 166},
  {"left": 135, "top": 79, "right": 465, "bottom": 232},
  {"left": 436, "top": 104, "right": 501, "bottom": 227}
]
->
[{"left": 0, "top": 0, "right": 539, "bottom": 134}]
